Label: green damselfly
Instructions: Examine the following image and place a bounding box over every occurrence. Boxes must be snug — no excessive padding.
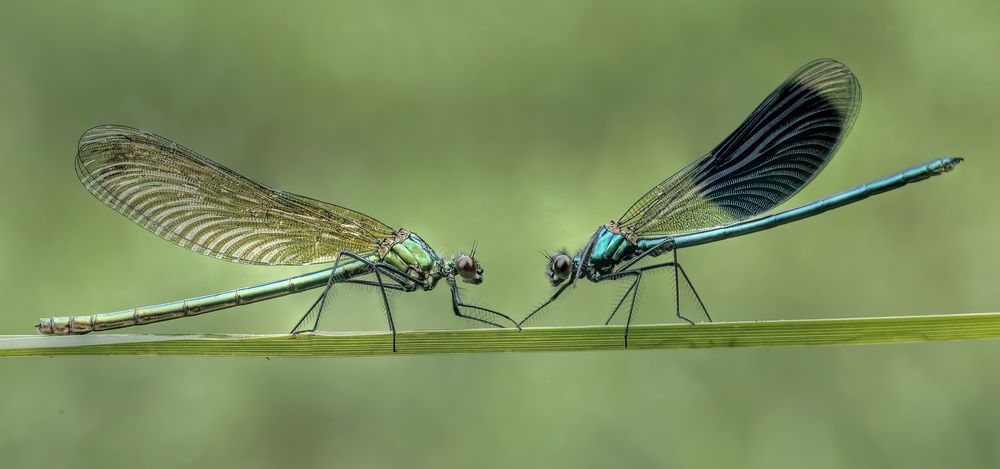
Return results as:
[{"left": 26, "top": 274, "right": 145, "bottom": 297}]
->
[{"left": 37, "top": 125, "right": 517, "bottom": 350}]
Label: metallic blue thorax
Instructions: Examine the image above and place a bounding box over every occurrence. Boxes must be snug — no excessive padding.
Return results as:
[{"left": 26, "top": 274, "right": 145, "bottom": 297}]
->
[
  {"left": 581, "top": 226, "right": 677, "bottom": 278},
  {"left": 585, "top": 227, "right": 639, "bottom": 275}
]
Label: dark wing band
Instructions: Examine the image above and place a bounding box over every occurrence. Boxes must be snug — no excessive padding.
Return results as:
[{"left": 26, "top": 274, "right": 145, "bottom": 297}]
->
[{"left": 618, "top": 59, "right": 861, "bottom": 237}]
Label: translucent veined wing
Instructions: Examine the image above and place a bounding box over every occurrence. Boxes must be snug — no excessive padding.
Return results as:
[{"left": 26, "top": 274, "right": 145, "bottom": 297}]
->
[
  {"left": 76, "top": 125, "right": 395, "bottom": 265},
  {"left": 617, "top": 59, "right": 861, "bottom": 237}
]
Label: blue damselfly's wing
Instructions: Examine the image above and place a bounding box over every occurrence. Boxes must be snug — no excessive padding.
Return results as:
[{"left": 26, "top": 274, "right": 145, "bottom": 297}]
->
[
  {"left": 76, "top": 125, "right": 395, "bottom": 265},
  {"left": 617, "top": 59, "right": 861, "bottom": 237}
]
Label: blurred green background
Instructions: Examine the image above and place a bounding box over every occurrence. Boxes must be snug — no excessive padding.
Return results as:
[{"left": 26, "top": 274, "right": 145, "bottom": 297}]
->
[{"left": 2, "top": 0, "right": 999, "bottom": 467}]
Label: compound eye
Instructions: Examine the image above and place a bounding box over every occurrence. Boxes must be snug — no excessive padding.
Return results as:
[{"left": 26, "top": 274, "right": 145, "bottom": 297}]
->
[
  {"left": 552, "top": 254, "right": 572, "bottom": 279},
  {"left": 457, "top": 255, "right": 477, "bottom": 280}
]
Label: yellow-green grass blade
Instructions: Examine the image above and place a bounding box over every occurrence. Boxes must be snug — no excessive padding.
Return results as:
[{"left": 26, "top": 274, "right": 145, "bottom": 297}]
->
[{"left": 3, "top": 312, "right": 1000, "bottom": 357}]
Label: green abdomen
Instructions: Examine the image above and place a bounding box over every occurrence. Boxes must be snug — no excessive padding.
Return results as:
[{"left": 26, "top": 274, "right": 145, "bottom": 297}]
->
[{"left": 38, "top": 256, "right": 373, "bottom": 335}]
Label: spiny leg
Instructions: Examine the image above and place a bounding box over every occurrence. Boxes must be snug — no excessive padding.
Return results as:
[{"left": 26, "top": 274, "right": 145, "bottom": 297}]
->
[
  {"left": 448, "top": 279, "right": 520, "bottom": 330},
  {"left": 623, "top": 270, "right": 644, "bottom": 348},
  {"left": 605, "top": 260, "right": 695, "bottom": 347},
  {"left": 604, "top": 273, "right": 639, "bottom": 326},
  {"left": 291, "top": 250, "right": 351, "bottom": 334},
  {"left": 344, "top": 258, "right": 424, "bottom": 352},
  {"left": 518, "top": 282, "right": 571, "bottom": 328},
  {"left": 291, "top": 250, "right": 406, "bottom": 334},
  {"left": 361, "top": 260, "right": 422, "bottom": 290},
  {"left": 613, "top": 256, "right": 708, "bottom": 324},
  {"left": 672, "top": 253, "right": 693, "bottom": 325},
  {"left": 370, "top": 264, "right": 398, "bottom": 352},
  {"left": 614, "top": 237, "right": 674, "bottom": 272},
  {"left": 676, "top": 256, "right": 711, "bottom": 322},
  {"left": 291, "top": 250, "right": 416, "bottom": 352},
  {"left": 359, "top": 260, "right": 425, "bottom": 292},
  {"left": 673, "top": 249, "right": 712, "bottom": 324},
  {"left": 599, "top": 268, "right": 644, "bottom": 347},
  {"left": 612, "top": 240, "right": 709, "bottom": 324},
  {"left": 340, "top": 260, "right": 426, "bottom": 352}
]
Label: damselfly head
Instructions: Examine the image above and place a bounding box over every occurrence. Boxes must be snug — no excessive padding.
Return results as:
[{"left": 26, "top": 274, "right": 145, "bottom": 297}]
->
[
  {"left": 546, "top": 251, "right": 575, "bottom": 286},
  {"left": 451, "top": 252, "right": 484, "bottom": 285}
]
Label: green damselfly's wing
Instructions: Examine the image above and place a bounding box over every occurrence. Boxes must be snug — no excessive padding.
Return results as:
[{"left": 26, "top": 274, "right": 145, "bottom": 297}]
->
[
  {"left": 76, "top": 125, "right": 395, "bottom": 265},
  {"left": 617, "top": 59, "right": 861, "bottom": 237}
]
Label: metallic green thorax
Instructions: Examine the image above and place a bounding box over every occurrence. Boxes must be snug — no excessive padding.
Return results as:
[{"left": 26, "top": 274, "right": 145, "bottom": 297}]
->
[
  {"left": 380, "top": 230, "right": 445, "bottom": 289},
  {"left": 38, "top": 229, "right": 448, "bottom": 335}
]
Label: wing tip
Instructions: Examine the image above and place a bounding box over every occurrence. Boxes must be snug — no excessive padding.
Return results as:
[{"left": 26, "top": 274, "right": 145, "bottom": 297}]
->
[{"left": 77, "top": 124, "right": 151, "bottom": 154}]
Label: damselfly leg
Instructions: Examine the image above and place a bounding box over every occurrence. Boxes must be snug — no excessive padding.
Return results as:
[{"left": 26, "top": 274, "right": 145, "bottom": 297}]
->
[
  {"left": 291, "top": 250, "right": 421, "bottom": 352},
  {"left": 602, "top": 251, "right": 710, "bottom": 347},
  {"left": 517, "top": 282, "right": 572, "bottom": 327},
  {"left": 448, "top": 279, "right": 520, "bottom": 329}
]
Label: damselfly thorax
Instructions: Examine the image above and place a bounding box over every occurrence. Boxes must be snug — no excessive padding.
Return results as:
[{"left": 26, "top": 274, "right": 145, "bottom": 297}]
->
[{"left": 375, "top": 228, "right": 446, "bottom": 289}]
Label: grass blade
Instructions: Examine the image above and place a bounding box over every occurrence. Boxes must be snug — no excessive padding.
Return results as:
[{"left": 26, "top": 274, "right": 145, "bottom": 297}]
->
[{"left": 2, "top": 312, "right": 999, "bottom": 358}]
